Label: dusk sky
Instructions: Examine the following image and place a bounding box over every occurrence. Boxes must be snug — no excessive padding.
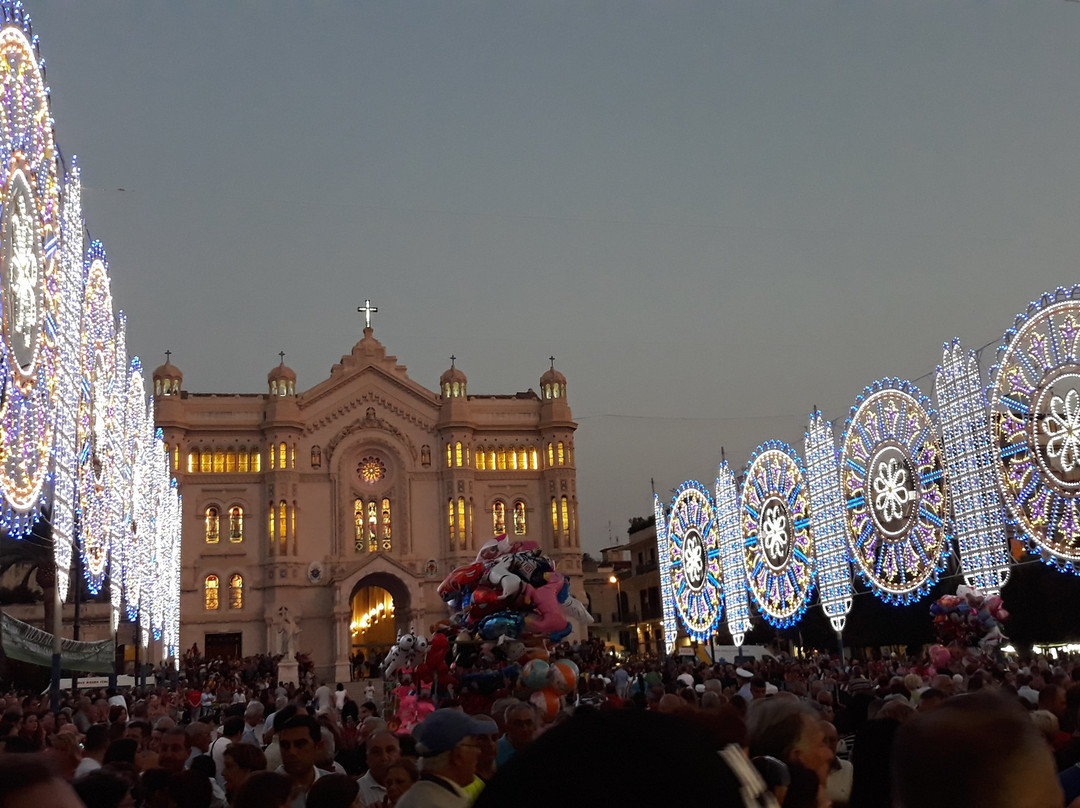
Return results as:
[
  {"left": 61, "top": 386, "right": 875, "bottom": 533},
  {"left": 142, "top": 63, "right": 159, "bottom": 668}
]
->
[{"left": 26, "top": 1, "right": 1080, "bottom": 554}]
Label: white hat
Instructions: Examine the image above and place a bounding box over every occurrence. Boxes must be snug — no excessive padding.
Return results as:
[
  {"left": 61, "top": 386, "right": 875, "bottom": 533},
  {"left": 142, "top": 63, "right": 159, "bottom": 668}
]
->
[
  {"left": 736, "top": 668, "right": 754, "bottom": 679},
  {"left": 676, "top": 673, "right": 694, "bottom": 687}
]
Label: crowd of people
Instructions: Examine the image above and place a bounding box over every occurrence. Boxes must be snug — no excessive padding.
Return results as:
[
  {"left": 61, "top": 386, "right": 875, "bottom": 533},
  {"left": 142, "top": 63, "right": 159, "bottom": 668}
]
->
[{"left": 1, "top": 641, "right": 1080, "bottom": 807}]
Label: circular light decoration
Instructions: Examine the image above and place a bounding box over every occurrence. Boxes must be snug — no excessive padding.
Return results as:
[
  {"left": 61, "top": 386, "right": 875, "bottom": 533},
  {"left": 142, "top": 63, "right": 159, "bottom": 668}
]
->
[
  {"left": 839, "top": 379, "right": 949, "bottom": 603},
  {"left": 741, "top": 441, "right": 815, "bottom": 628},
  {"left": 666, "top": 481, "right": 722, "bottom": 641},
  {"left": 0, "top": 11, "right": 61, "bottom": 534},
  {"left": 358, "top": 456, "right": 386, "bottom": 484},
  {"left": 989, "top": 287, "right": 1080, "bottom": 569}
]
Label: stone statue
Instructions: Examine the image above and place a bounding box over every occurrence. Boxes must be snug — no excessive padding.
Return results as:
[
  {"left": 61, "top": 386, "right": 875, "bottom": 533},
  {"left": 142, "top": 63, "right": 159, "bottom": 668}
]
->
[{"left": 277, "top": 605, "right": 301, "bottom": 656}]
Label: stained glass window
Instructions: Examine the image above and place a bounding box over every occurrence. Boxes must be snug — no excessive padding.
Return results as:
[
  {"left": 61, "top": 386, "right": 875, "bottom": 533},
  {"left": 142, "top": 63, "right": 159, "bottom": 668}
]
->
[
  {"left": 205, "top": 507, "right": 219, "bottom": 544},
  {"left": 514, "top": 501, "right": 527, "bottom": 535},
  {"left": 493, "top": 501, "right": 506, "bottom": 535},
  {"left": 229, "top": 574, "right": 243, "bottom": 609},
  {"left": 229, "top": 506, "right": 243, "bottom": 542},
  {"left": 205, "top": 575, "right": 219, "bottom": 610}
]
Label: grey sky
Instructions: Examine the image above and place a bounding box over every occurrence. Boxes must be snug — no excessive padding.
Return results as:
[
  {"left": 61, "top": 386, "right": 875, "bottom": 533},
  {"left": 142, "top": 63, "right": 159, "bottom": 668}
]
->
[{"left": 27, "top": 1, "right": 1080, "bottom": 552}]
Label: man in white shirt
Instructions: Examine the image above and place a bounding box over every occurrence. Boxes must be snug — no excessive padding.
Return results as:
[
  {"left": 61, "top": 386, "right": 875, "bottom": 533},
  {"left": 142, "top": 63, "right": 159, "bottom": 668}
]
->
[
  {"left": 277, "top": 715, "right": 332, "bottom": 808},
  {"left": 210, "top": 717, "right": 244, "bottom": 788},
  {"left": 241, "top": 701, "right": 265, "bottom": 747},
  {"left": 356, "top": 730, "right": 400, "bottom": 807},
  {"left": 74, "top": 724, "right": 108, "bottom": 777}
]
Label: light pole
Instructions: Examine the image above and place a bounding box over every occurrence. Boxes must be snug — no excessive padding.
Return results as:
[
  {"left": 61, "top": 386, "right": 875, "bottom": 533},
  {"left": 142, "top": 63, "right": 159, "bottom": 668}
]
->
[{"left": 609, "top": 574, "right": 622, "bottom": 649}]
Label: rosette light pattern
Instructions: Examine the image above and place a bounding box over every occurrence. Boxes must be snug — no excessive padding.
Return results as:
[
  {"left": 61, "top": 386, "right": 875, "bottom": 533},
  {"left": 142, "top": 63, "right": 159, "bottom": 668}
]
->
[
  {"left": 805, "top": 411, "right": 853, "bottom": 631},
  {"left": 936, "top": 340, "right": 1010, "bottom": 593},
  {"left": 741, "top": 441, "right": 815, "bottom": 628},
  {"left": 107, "top": 313, "right": 128, "bottom": 629},
  {"left": 51, "top": 160, "right": 83, "bottom": 600},
  {"left": 666, "top": 481, "right": 723, "bottom": 642},
  {"left": 653, "top": 493, "right": 679, "bottom": 656},
  {"left": 77, "top": 242, "right": 120, "bottom": 594},
  {"left": 716, "top": 462, "right": 752, "bottom": 647},
  {"left": 121, "top": 359, "right": 148, "bottom": 622},
  {"left": 989, "top": 287, "right": 1080, "bottom": 570},
  {"left": 840, "top": 380, "right": 950, "bottom": 603},
  {"left": 0, "top": 4, "right": 61, "bottom": 537}
]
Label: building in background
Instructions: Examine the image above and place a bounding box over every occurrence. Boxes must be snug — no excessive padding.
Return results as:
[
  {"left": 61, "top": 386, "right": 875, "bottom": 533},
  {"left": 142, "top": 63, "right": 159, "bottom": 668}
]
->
[{"left": 154, "top": 319, "right": 582, "bottom": 681}]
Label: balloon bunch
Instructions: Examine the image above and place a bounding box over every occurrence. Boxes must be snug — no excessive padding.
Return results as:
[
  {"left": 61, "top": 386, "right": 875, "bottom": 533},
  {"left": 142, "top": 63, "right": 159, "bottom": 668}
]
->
[
  {"left": 438, "top": 535, "right": 592, "bottom": 645},
  {"left": 929, "top": 584, "right": 1008, "bottom": 654},
  {"left": 519, "top": 656, "right": 580, "bottom": 721},
  {"left": 383, "top": 629, "right": 429, "bottom": 678}
]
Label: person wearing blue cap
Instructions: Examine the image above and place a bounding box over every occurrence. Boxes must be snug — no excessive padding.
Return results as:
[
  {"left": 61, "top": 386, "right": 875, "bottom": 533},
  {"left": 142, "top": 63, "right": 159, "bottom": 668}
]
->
[{"left": 396, "top": 709, "right": 498, "bottom": 808}]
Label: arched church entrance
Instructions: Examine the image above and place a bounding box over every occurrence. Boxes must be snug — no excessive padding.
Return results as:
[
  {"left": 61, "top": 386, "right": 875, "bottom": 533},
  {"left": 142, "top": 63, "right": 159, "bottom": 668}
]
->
[{"left": 349, "top": 572, "right": 411, "bottom": 679}]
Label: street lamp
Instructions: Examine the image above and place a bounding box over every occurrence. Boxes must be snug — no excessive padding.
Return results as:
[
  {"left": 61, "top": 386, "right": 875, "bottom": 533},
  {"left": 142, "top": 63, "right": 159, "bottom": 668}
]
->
[{"left": 608, "top": 574, "right": 623, "bottom": 634}]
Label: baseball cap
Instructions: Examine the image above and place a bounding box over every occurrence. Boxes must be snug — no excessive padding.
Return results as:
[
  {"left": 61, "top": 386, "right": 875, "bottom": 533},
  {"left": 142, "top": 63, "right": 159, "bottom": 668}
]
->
[{"left": 413, "top": 709, "right": 498, "bottom": 756}]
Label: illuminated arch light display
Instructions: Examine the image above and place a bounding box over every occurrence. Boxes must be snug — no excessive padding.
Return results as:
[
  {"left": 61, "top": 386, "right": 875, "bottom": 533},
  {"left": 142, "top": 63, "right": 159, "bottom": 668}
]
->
[
  {"left": 741, "top": 441, "right": 815, "bottom": 628},
  {"left": 840, "top": 380, "right": 950, "bottom": 604},
  {"left": 665, "top": 481, "right": 723, "bottom": 642},
  {"left": 0, "top": 8, "right": 61, "bottom": 538},
  {"left": 937, "top": 340, "right": 1010, "bottom": 593},
  {"left": 804, "top": 411, "right": 853, "bottom": 631},
  {"left": 51, "top": 160, "right": 82, "bottom": 601},
  {"left": 0, "top": 1, "right": 183, "bottom": 662},
  {"left": 653, "top": 493, "right": 678, "bottom": 657},
  {"left": 77, "top": 241, "right": 119, "bottom": 594},
  {"left": 990, "top": 287, "right": 1080, "bottom": 571},
  {"left": 715, "top": 461, "right": 751, "bottom": 647}
]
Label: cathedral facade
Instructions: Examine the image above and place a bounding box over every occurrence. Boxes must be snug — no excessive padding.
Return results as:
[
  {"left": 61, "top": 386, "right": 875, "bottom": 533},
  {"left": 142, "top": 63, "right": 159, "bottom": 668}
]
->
[{"left": 153, "top": 324, "right": 581, "bottom": 682}]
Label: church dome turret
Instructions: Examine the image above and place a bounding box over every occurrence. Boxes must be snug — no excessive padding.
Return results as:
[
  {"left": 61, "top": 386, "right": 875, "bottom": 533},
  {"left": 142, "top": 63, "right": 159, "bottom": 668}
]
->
[
  {"left": 541, "top": 357, "right": 566, "bottom": 401},
  {"left": 269, "top": 353, "right": 296, "bottom": 397},
  {"left": 440, "top": 356, "right": 467, "bottom": 399},
  {"left": 153, "top": 351, "right": 182, "bottom": 397}
]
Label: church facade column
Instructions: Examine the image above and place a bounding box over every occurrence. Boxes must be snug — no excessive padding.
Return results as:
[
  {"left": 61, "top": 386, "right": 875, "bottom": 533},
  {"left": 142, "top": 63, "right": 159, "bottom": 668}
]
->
[{"left": 333, "top": 604, "right": 352, "bottom": 683}]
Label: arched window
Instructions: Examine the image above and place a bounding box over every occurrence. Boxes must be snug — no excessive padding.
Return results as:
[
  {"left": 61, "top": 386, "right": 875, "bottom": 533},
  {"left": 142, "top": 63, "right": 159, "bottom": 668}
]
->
[
  {"left": 528, "top": 446, "right": 538, "bottom": 470},
  {"left": 421, "top": 445, "right": 431, "bottom": 467},
  {"left": 476, "top": 447, "right": 486, "bottom": 470},
  {"left": 279, "top": 442, "right": 288, "bottom": 469},
  {"left": 493, "top": 500, "right": 506, "bottom": 535},
  {"left": 279, "top": 501, "right": 287, "bottom": 544},
  {"left": 547, "top": 443, "right": 554, "bottom": 467},
  {"left": 497, "top": 448, "right": 507, "bottom": 470},
  {"left": 551, "top": 499, "right": 559, "bottom": 546},
  {"left": 444, "top": 383, "right": 451, "bottom": 397},
  {"left": 205, "top": 575, "right": 219, "bottom": 610},
  {"left": 517, "top": 447, "right": 527, "bottom": 470},
  {"left": 268, "top": 505, "right": 275, "bottom": 552},
  {"left": 381, "top": 498, "right": 392, "bottom": 551},
  {"left": 455, "top": 442, "right": 463, "bottom": 467},
  {"left": 291, "top": 444, "right": 296, "bottom": 468},
  {"left": 457, "top": 497, "right": 466, "bottom": 550},
  {"left": 269, "top": 447, "right": 275, "bottom": 470},
  {"left": 568, "top": 443, "right": 575, "bottom": 465},
  {"left": 487, "top": 448, "right": 496, "bottom": 470},
  {"left": 239, "top": 449, "right": 250, "bottom": 473},
  {"left": 173, "top": 445, "right": 179, "bottom": 471},
  {"left": 311, "top": 445, "right": 322, "bottom": 468},
  {"left": 557, "top": 441, "right": 565, "bottom": 465},
  {"left": 213, "top": 451, "right": 225, "bottom": 474},
  {"left": 448, "top": 499, "right": 455, "bottom": 547},
  {"left": 226, "top": 449, "right": 237, "bottom": 473},
  {"left": 553, "top": 383, "right": 560, "bottom": 399},
  {"left": 229, "top": 574, "right": 243, "bottom": 609},
  {"left": 205, "top": 507, "right": 220, "bottom": 543},
  {"left": 229, "top": 506, "right": 243, "bottom": 542},
  {"left": 367, "top": 501, "right": 378, "bottom": 553},
  {"left": 446, "top": 443, "right": 453, "bottom": 468},
  {"left": 188, "top": 451, "right": 198, "bottom": 474},
  {"left": 509, "top": 449, "right": 517, "bottom": 471},
  {"left": 200, "top": 451, "right": 212, "bottom": 474},
  {"left": 514, "top": 500, "right": 527, "bottom": 535},
  {"left": 561, "top": 496, "right": 570, "bottom": 539},
  {"left": 355, "top": 499, "right": 366, "bottom": 552},
  {"left": 291, "top": 503, "right": 297, "bottom": 551},
  {"left": 251, "top": 451, "right": 261, "bottom": 472}
]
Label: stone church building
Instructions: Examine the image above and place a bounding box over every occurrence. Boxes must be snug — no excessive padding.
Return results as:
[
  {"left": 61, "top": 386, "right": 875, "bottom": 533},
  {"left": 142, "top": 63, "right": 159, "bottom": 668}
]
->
[{"left": 153, "top": 321, "right": 581, "bottom": 682}]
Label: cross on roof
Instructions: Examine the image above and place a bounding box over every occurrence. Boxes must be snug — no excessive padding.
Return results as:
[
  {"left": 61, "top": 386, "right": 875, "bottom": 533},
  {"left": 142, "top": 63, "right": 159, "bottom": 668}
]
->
[
  {"left": 164, "top": 349, "right": 171, "bottom": 363},
  {"left": 358, "top": 299, "right": 379, "bottom": 330},
  {"left": 549, "top": 356, "right": 555, "bottom": 369},
  {"left": 279, "top": 351, "right": 286, "bottom": 365},
  {"left": 450, "top": 355, "right": 456, "bottom": 368}
]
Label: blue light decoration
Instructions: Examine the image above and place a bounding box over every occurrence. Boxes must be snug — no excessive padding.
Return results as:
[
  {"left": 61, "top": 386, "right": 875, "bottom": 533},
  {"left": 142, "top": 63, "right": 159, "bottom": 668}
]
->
[
  {"left": 121, "top": 359, "right": 148, "bottom": 622},
  {"left": 804, "top": 411, "right": 853, "bottom": 631},
  {"left": 653, "top": 493, "right": 679, "bottom": 657},
  {"left": 988, "top": 287, "right": 1080, "bottom": 572},
  {"left": 839, "top": 379, "right": 950, "bottom": 604},
  {"left": 76, "top": 241, "right": 119, "bottom": 594},
  {"left": 0, "top": 4, "right": 61, "bottom": 539},
  {"left": 665, "top": 481, "right": 723, "bottom": 642},
  {"left": 51, "top": 159, "right": 82, "bottom": 601},
  {"left": 936, "top": 340, "right": 1011, "bottom": 593},
  {"left": 715, "top": 461, "right": 752, "bottom": 647},
  {"left": 740, "top": 441, "right": 815, "bottom": 628}
]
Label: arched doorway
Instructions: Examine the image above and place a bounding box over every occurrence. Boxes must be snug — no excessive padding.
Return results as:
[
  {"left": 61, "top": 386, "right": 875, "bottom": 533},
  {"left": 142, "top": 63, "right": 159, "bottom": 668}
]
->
[{"left": 348, "top": 572, "right": 410, "bottom": 679}]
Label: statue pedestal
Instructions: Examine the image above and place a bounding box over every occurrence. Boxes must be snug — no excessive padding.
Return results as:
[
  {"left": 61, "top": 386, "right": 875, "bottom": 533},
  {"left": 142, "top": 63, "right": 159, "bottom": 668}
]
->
[{"left": 278, "top": 659, "right": 299, "bottom": 687}]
